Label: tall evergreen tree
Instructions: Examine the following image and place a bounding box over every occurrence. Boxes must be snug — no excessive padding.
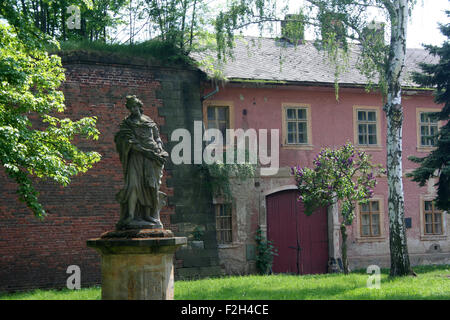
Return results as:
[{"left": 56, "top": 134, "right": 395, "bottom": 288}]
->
[{"left": 408, "top": 8, "right": 450, "bottom": 211}]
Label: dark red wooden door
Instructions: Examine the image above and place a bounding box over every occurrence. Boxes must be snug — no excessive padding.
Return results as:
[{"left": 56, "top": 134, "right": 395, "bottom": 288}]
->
[{"left": 266, "top": 189, "right": 328, "bottom": 274}]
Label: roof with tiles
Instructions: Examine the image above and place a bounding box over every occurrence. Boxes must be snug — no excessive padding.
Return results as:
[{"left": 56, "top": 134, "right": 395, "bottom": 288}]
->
[{"left": 192, "top": 36, "right": 438, "bottom": 88}]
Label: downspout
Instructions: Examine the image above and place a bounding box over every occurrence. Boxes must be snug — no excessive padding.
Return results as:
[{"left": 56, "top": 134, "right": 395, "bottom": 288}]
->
[
  {"left": 201, "top": 85, "right": 219, "bottom": 102},
  {"left": 201, "top": 85, "right": 219, "bottom": 132}
]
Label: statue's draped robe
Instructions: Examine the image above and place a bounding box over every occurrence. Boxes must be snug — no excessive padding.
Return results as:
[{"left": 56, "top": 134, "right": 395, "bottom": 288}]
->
[{"left": 114, "top": 115, "right": 163, "bottom": 220}]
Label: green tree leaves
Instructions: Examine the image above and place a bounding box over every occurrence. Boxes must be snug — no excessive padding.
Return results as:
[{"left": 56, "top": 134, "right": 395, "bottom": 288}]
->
[{"left": 0, "top": 23, "right": 101, "bottom": 218}]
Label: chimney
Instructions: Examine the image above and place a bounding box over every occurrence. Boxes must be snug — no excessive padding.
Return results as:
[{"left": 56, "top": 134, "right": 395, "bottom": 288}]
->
[
  {"left": 320, "top": 18, "right": 347, "bottom": 44},
  {"left": 281, "top": 14, "right": 305, "bottom": 44},
  {"left": 362, "top": 21, "right": 385, "bottom": 44}
]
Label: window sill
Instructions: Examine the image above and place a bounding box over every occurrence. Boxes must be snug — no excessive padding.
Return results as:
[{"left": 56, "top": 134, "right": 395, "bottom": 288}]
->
[
  {"left": 416, "top": 146, "right": 437, "bottom": 153},
  {"left": 420, "top": 235, "right": 447, "bottom": 241},
  {"left": 355, "top": 145, "right": 383, "bottom": 151},
  {"left": 212, "top": 196, "right": 230, "bottom": 204},
  {"left": 281, "top": 144, "right": 314, "bottom": 150},
  {"left": 355, "top": 236, "right": 386, "bottom": 243},
  {"left": 217, "top": 243, "right": 241, "bottom": 249}
]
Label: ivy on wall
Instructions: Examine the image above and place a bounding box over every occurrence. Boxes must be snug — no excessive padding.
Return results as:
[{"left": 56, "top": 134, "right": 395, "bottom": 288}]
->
[{"left": 200, "top": 147, "right": 257, "bottom": 200}]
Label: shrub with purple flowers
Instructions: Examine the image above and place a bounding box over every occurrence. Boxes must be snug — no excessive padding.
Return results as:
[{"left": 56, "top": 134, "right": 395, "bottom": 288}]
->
[{"left": 291, "top": 142, "right": 385, "bottom": 274}]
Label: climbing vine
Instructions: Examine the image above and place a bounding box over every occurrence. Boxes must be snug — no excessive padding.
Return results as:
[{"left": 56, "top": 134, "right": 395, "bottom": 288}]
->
[{"left": 201, "top": 147, "right": 256, "bottom": 200}]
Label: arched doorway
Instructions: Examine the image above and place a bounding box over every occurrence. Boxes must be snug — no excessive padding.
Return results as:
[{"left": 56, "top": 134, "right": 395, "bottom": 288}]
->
[{"left": 266, "top": 189, "right": 328, "bottom": 274}]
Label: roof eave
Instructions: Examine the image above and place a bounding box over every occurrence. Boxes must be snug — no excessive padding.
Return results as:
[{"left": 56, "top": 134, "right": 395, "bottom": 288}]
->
[{"left": 225, "top": 78, "right": 434, "bottom": 92}]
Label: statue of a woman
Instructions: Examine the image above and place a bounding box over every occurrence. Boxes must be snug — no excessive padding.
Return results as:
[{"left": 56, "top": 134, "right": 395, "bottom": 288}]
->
[{"left": 114, "top": 95, "right": 168, "bottom": 230}]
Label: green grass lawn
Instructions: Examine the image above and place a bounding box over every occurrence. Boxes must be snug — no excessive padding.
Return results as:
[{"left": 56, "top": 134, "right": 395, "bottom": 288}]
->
[
  {"left": 176, "top": 265, "right": 450, "bottom": 300},
  {"left": 1, "top": 265, "right": 449, "bottom": 300},
  {"left": 0, "top": 286, "right": 101, "bottom": 300}
]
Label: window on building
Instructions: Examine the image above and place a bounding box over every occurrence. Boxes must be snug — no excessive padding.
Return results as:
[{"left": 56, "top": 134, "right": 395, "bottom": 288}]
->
[
  {"left": 215, "top": 204, "right": 232, "bottom": 244},
  {"left": 360, "top": 200, "right": 381, "bottom": 237},
  {"left": 357, "top": 109, "right": 378, "bottom": 146},
  {"left": 206, "top": 106, "right": 230, "bottom": 139},
  {"left": 423, "top": 200, "right": 443, "bottom": 235},
  {"left": 285, "top": 107, "right": 309, "bottom": 144},
  {"left": 419, "top": 112, "right": 438, "bottom": 147}
]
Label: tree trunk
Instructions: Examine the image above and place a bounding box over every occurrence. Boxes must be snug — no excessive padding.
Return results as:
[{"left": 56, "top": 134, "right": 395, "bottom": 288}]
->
[
  {"left": 20, "top": 0, "right": 28, "bottom": 19},
  {"left": 189, "top": 0, "right": 198, "bottom": 51},
  {"left": 384, "top": 0, "right": 412, "bottom": 277},
  {"left": 340, "top": 224, "right": 349, "bottom": 275},
  {"left": 61, "top": 0, "right": 66, "bottom": 41}
]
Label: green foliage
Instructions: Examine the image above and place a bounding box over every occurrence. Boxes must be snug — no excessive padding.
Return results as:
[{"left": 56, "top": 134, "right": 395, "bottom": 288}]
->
[
  {"left": 408, "top": 9, "right": 450, "bottom": 210},
  {"left": 309, "top": 1, "right": 391, "bottom": 99},
  {"left": 201, "top": 147, "right": 256, "bottom": 200},
  {"left": 281, "top": 12, "right": 307, "bottom": 43},
  {"left": 214, "top": 0, "right": 277, "bottom": 61},
  {"left": 1, "top": 0, "right": 225, "bottom": 66},
  {"left": 0, "top": 23, "right": 101, "bottom": 218},
  {"left": 54, "top": 38, "right": 193, "bottom": 65},
  {"left": 191, "top": 226, "right": 205, "bottom": 241},
  {"left": 145, "top": 0, "right": 207, "bottom": 53},
  {"left": 358, "top": 21, "right": 389, "bottom": 97},
  {"left": 117, "top": 0, "right": 218, "bottom": 54},
  {"left": 313, "top": 9, "right": 352, "bottom": 98},
  {"left": 292, "top": 142, "right": 384, "bottom": 225},
  {"left": 255, "top": 227, "right": 278, "bottom": 275},
  {"left": 0, "top": 0, "right": 126, "bottom": 42}
]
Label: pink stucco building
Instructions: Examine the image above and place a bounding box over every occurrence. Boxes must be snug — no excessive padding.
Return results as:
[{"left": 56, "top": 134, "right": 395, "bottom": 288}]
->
[{"left": 197, "top": 37, "right": 449, "bottom": 274}]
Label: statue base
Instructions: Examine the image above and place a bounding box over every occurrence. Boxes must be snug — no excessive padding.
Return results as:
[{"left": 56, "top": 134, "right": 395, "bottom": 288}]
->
[
  {"left": 87, "top": 229, "right": 187, "bottom": 300},
  {"left": 115, "top": 218, "right": 163, "bottom": 231}
]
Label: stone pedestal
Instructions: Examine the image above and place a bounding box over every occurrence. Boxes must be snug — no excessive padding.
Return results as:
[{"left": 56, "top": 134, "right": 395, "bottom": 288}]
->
[{"left": 87, "top": 229, "right": 186, "bottom": 300}]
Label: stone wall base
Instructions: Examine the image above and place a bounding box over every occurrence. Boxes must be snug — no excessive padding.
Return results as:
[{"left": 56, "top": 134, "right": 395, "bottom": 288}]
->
[{"left": 349, "top": 252, "right": 450, "bottom": 270}]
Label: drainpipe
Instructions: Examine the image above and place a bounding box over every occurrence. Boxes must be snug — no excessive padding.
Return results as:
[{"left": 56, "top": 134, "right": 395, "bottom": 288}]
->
[
  {"left": 199, "top": 85, "right": 219, "bottom": 141},
  {"left": 201, "top": 85, "right": 219, "bottom": 102},
  {"left": 200, "top": 85, "right": 219, "bottom": 131}
]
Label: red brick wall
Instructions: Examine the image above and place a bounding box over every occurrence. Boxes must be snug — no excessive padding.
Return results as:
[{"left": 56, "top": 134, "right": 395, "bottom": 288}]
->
[{"left": 0, "top": 59, "right": 176, "bottom": 292}]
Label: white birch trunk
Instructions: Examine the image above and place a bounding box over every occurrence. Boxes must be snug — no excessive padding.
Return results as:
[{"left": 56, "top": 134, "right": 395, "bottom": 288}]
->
[{"left": 384, "top": 0, "right": 412, "bottom": 276}]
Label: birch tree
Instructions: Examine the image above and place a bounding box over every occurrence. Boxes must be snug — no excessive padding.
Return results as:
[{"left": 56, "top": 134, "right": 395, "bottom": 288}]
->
[
  {"left": 215, "top": 0, "right": 417, "bottom": 276},
  {"left": 382, "top": 0, "right": 413, "bottom": 277}
]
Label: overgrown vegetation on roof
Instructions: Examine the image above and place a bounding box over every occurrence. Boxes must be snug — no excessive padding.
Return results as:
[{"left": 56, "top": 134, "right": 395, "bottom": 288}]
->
[{"left": 48, "top": 39, "right": 195, "bottom": 66}]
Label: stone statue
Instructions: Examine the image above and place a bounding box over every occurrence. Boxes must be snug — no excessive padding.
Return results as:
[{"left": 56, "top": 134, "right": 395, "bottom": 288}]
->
[{"left": 114, "top": 95, "right": 169, "bottom": 230}]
